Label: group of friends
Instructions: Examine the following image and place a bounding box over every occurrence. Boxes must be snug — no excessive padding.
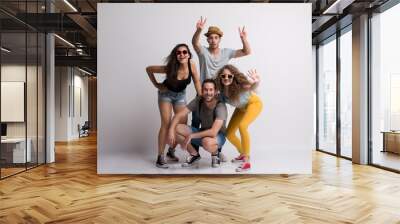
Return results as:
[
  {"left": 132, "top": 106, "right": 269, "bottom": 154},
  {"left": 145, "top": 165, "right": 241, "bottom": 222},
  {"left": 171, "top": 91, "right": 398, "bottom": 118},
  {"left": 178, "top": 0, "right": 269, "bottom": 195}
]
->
[{"left": 146, "top": 17, "right": 263, "bottom": 172}]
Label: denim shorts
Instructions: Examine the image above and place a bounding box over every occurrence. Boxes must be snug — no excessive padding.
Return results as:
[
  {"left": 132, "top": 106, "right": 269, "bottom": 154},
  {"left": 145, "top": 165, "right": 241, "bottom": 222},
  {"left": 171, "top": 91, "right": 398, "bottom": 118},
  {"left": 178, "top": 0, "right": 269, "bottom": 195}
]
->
[
  {"left": 190, "top": 127, "right": 226, "bottom": 148},
  {"left": 158, "top": 90, "right": 186, "bottom": 106}
]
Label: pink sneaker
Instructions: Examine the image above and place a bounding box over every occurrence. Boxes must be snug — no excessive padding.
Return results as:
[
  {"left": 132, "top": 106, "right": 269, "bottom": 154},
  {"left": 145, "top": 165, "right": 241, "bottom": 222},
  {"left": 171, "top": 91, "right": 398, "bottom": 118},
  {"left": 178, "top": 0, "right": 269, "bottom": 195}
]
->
[
  {"left": 231, "top": 155, "right": 246, "bottom": 163},
  {"left": 236, "top": 162, "right": 251, "bottom": 172}
]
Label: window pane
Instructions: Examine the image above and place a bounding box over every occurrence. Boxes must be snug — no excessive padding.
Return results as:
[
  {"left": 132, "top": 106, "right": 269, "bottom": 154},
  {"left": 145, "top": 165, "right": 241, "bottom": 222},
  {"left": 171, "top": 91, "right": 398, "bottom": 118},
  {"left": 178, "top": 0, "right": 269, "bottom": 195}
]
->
[
  {"left": 318, "top": 37, "right": 337, "bottom": 154},
  {"left": 371, "top": 3, "right": 400, "bottom": 171},
  {"left": 27, "top": 31, "right": 38, "bottom": 169},
  {"left": 340, "top": 29, "right": 352, "bottom": 158},
  {"left": 1, "top": 31, "right": 28, "bottom": 178}
]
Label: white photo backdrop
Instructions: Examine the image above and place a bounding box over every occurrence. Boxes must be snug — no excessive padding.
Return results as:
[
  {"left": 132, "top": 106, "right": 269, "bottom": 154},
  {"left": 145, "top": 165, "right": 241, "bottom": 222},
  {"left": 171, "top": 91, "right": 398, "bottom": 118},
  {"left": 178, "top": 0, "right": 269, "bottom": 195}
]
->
[{"left": 98, "top": 3, "right": 313, "bottom": 174}]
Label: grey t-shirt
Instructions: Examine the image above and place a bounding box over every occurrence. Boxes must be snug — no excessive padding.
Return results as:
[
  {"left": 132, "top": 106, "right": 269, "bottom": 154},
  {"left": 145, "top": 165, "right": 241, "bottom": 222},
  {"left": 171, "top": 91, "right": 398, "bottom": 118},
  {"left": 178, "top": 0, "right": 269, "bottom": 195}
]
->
[
  {"left": 198, "top": 46, "right": 236, "bottom": 82},
  {"left": 187, "top": 97, "right": 228, "bottom": 134}
]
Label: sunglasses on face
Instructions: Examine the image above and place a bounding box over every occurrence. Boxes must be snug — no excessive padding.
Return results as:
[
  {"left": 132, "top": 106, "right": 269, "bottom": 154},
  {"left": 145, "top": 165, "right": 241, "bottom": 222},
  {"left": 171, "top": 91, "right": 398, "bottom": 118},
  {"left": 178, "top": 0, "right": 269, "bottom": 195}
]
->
[
  {"left": 221, "top": 74, "right": 234, "bottom": 79},
  {"left": 176, "top": 50, "right": 188, "bottom": 56}
]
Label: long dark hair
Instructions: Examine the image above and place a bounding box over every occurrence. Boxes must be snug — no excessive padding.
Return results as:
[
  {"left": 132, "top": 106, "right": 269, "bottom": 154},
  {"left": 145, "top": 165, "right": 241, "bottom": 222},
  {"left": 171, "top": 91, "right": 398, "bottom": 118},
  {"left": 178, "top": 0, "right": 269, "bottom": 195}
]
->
[
  {"left": 215, "top": 64, "right": 251, "bottom": 102},
  {"left": 165, "top": 43, "right": 192, "bottom": 81}
]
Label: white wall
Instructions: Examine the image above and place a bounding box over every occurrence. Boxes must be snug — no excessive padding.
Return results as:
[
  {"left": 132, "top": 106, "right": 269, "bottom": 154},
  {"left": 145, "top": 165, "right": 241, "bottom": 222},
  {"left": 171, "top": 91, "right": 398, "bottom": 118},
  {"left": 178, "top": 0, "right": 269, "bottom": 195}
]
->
[
  {"left": 72, "top": 72, "right": 89, "bottom": 138},
  {"left": 98, "top": 3, "right": 313, "bottom": 174},
  {"left": 55, "top": 67, "right": 89, "bottom": 141},
  {"left": 55, "top": 66, "right": 69, "bottom": 141}
]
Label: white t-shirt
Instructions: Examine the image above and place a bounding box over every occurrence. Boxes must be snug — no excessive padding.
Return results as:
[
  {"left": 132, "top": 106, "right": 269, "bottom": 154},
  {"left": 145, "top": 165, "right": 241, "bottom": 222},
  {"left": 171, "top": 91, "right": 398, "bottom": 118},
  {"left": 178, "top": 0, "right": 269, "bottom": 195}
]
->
[{"left": 198, "top": 46, "right": 236, "bottom": 82}]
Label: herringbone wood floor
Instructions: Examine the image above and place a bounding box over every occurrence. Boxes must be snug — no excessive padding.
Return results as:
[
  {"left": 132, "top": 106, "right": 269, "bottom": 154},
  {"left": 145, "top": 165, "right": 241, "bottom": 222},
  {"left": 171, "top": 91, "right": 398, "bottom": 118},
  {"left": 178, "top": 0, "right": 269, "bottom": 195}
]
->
[{"left": 1, "top": 133, "right": 400, "bottom": 224}]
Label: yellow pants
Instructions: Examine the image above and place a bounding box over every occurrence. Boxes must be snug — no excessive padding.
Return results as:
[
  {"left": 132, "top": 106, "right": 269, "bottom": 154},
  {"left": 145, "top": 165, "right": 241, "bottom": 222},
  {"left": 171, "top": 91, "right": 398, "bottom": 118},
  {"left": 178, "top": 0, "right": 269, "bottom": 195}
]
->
[{"left": 226, "top": 94, "right": 263, "bottom": 157}]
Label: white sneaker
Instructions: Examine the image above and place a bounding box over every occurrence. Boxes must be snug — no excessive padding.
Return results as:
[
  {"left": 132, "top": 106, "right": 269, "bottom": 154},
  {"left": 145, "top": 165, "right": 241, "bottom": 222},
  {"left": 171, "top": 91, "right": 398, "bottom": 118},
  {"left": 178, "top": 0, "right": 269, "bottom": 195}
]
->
[
  {"left": 156, "top": 155, "right": 169, "bottom": 169},
  {"left": 219, "top": 152, "right": 227, "bottom": 162},
  {"left": 211, "top": 155, "right": 220, "bottom": 168},
  {"left": 231, "top": 155, "right": 246, "bottom": 163},
  {"left": 236, "top": 162, "right": 251, "bottom": 172},
  {"left": 182, "top": 154, "right": 201, "bottom": 167}
]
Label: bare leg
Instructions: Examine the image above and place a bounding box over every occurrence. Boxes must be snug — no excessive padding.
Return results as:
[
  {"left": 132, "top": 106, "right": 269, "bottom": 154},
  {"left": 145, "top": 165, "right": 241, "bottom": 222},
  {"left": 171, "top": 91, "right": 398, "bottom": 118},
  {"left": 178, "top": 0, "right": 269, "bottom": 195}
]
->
[
  {"left": 202, "top": 137, "right": 221, "bottom": 167},
  {"left": 201, "top": 137, "right": 219, "bottom": 155},
  {"left": 158, "top": 101, "right": 173, "bottom": 156},
  {"left": 171, "top": 104, "right": 188, "bottom": 149},
  {"left": 176, "top": 124, "right": 198, "bottom": 156}
]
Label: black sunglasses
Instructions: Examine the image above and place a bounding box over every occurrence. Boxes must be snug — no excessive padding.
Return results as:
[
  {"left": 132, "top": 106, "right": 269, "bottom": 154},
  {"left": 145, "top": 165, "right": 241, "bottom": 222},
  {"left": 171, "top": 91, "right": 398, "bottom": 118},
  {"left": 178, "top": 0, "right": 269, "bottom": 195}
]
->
[
  {"left": 176, "top": 50, "right": 188, "bottom": 56},
  {"left": 221, "top": 74, "right": 234, "bottom": 79}
]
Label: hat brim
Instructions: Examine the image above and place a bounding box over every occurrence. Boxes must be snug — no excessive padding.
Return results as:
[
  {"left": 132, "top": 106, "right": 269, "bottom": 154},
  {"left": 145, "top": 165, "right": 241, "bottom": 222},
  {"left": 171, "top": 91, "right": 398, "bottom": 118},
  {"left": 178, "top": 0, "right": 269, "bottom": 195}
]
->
[{"left": 204, "top": 32, "right": 223, "bottom": 37}]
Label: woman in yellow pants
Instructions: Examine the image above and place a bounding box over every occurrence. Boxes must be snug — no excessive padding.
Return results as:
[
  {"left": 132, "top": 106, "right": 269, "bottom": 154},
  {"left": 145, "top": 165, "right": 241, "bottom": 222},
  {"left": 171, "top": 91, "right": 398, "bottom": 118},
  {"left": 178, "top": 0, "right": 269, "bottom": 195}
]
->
[{"left": 215, "top": 64, "right": 263, "bottom": 172}]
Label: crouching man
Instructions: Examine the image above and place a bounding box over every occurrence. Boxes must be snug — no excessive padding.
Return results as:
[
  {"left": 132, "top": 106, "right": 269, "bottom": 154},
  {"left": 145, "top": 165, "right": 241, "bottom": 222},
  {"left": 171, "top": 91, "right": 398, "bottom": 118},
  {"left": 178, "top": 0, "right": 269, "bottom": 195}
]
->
[{"left": 168, "top": 79, "right": 227, "bottom": 168}]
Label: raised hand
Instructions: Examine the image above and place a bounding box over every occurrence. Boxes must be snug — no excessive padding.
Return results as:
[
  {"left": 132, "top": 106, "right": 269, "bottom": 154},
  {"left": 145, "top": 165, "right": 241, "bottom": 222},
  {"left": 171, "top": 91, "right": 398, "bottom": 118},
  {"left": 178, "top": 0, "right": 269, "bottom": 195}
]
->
[
  {"left": 196, "top": 16, "right": 207, "bottom": 30},
  {"left": 238, "top": 26, "right": 247, "bottom": 39},
  {"left": 246, "top": 69, "right": 260, "bottom": 84}
]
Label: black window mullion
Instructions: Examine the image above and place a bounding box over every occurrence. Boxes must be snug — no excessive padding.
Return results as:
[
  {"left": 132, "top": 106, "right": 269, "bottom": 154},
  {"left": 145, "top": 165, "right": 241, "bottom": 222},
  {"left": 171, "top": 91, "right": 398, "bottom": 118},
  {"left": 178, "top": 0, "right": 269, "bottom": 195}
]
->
[
  {"left": 367, "top": 11, "right": 373, "bottom": 165},
  {"left": 36, "top": 0, "right": 39, "bottom": 167},
  {"left": 24, "top": 0, "right": 28, "bottom": 171},
  {"left": 316, "top": 45, "right": 320, "bottom": 150},
  {"left": 336, "top": 30, "right": 341, "bottom": 157}
]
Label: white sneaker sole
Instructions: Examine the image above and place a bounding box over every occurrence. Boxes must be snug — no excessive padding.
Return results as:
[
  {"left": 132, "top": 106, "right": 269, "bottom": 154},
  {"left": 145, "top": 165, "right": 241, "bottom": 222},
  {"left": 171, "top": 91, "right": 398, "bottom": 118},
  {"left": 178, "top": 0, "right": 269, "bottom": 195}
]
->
[
  {"left": 181, "top": 161, "right": 200, "bottom": 168},
  {"left": 211, "top": 164, "right": 220, "bottom": 168},
  {"left": 156, "top": 164, "right": 169, "bottom": 169},
  {"left": 219, "top": 153, "right": 227, "bottom": 163},
  {"left": 236, "top": 167, "right": 250, "bottom": 172}
]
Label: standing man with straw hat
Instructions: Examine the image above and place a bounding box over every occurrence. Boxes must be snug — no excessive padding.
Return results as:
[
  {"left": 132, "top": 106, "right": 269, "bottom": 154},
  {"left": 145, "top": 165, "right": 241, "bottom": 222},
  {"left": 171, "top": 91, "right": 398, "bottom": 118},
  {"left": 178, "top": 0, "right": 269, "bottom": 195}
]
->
[
  {"left": 192, "top": 17, "right": 251, "bottom": 82},
  {"left": 190, "top": 16, "right": 252, "bottom": 163}
]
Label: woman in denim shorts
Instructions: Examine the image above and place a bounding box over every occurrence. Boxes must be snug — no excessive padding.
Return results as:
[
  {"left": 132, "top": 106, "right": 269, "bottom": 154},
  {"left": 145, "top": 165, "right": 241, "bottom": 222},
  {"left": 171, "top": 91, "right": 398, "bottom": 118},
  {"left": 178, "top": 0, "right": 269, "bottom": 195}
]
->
[{"left": 146, "top": 44, "right": 202, "bottom": 168}]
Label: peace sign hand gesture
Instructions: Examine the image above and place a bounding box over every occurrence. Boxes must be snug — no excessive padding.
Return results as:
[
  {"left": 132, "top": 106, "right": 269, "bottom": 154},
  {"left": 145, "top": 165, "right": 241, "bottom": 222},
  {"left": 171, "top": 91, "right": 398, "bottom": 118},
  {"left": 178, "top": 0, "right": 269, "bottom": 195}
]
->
[
  {"left": 238, "top": 26, "right": 247, "bottom": 39},
  {"left": 196, "top": 16, "right": 207, "bottom": 30}
]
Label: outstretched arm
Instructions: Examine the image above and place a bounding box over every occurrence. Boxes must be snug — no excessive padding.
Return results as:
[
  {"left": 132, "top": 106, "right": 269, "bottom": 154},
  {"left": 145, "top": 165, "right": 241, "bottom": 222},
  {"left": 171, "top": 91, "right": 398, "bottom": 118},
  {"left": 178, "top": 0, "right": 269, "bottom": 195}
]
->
[
  {"left": 146, "top": 65, "right": 167, "bottom": 90},
  {"left": 234, "top": 26, "right": 251, "bottom": 58},
  {"left": 192, "top": 16, "right": 207, "bottom": 54}
]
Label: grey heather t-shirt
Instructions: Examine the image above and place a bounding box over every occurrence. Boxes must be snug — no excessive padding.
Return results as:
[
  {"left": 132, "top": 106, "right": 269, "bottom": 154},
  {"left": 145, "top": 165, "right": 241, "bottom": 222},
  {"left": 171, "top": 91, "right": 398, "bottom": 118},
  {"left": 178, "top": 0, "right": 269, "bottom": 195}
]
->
[
  {"left": 187, "top": 97, "right": 228, "bottom": 134},
  {"left": 198, "top": 46, "right": 236, "bottom": 82}
]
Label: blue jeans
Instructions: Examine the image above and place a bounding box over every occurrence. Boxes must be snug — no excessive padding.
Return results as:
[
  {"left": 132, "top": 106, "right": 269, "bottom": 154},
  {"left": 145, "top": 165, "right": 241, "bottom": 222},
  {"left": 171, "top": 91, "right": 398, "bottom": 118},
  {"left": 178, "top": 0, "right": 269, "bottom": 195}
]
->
[
  {"left": 158, "top": 90, "right": 186, "bottom": 106},
  {"left": 191, "top": 106, "right": 224, "bottom": 153},
  {"left": 190, "top": 127, "right": 226, "bottom": 149}
]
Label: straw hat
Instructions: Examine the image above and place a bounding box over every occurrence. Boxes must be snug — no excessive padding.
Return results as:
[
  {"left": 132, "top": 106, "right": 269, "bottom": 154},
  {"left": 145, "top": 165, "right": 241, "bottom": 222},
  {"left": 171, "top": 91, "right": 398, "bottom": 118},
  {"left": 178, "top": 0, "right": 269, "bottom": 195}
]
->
[{"left": 204, "top": 26, "right": 223, "bottom": 37}]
